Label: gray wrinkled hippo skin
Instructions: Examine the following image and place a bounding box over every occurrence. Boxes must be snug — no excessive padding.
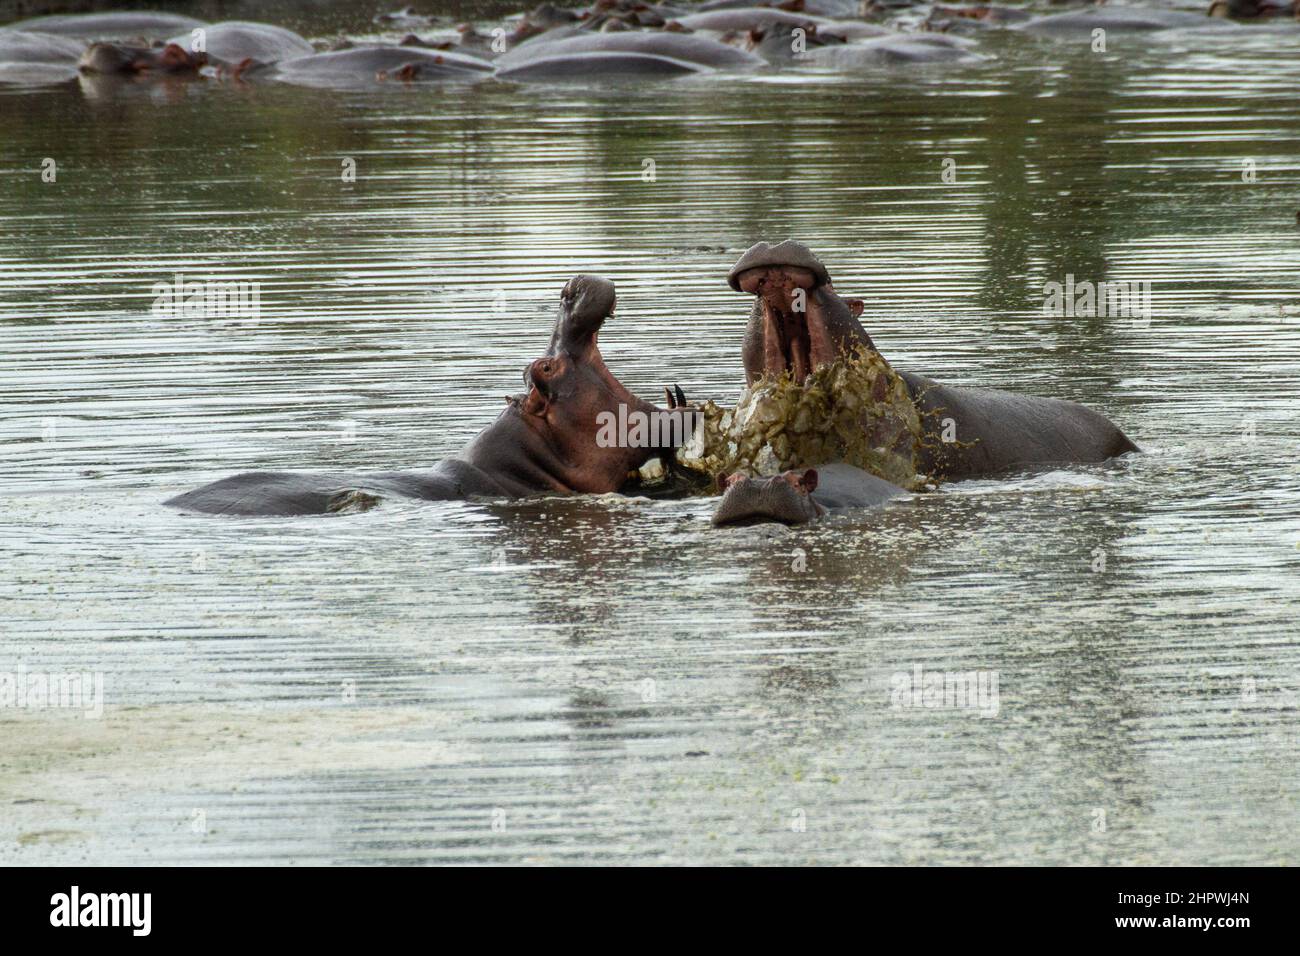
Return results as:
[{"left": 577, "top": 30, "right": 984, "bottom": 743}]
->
[
  {"left": 670, "top": 7, "right": 832, "bottom": 33},
  {"left": 712, "top": 464, "right": 906, "bottom": 527},
  {"left": 164, "top": 22, "right": 314, "bottom": 67},
  {"left": 804, "top": 33, "right": 984, "bottom": 66},
  {"left": 498, "top": 50, "right": 709, "bottom": 80},
  {"left": 744, "top": 21, "right": 892, "bottom": 64},
  {"left": 731, "top": 241, "right": 1139, "bottom": 481},
  {"left": 898, "top": 370, "right": 1139, "bottom": 480},
  {"left": 0, "top": 30, "right": 84, "bottom": 83},
  {"left": 1017, "top": 8, "right": 1240, "bottom": 35},
  {"left": 6, "top": 12, "right": 206, "bottom": 41},
  {"left": 269, "top": 45, "right": 493, "bottom": 87},
  {"left": 495, "top": 30, "right": 764, "bottom": 80},
  {"left": 165, "top": 276, "right": 692, "bottom": 516}
]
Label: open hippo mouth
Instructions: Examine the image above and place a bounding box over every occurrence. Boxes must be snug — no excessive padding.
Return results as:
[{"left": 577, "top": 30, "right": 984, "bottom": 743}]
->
[
  {"left": 504, "top": 273, "right": 699, "bottom": 494},
  {"left": 729, "top": 240, "right": 870, "bottom": 385}
]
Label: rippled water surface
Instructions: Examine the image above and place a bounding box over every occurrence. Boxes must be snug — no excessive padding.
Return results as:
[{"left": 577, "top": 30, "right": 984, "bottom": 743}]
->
[{"left": 1, "top": 4, "right": 1298, "bottom": 865}]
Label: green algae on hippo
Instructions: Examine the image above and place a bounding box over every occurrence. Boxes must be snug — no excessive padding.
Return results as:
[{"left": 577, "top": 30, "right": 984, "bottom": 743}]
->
[{"left": 680, "top": 346, "right": 927, "bottom": 491}]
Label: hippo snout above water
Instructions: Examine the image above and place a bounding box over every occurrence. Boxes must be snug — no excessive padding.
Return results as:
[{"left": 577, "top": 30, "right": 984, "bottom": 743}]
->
[
  {"left": 78, "top": 42, "right": 208, "bottom": 75},
  {"left": 712, "top": 464, "right": 907, "bottom": 527}
]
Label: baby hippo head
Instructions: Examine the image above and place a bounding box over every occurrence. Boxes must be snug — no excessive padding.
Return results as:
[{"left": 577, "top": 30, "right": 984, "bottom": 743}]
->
[{"left": 711, "top": 469, "right": 824, "bottom": 527}]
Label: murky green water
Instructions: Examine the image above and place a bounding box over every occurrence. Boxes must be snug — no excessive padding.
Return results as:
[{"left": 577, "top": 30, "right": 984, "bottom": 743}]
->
[{"left": 1, "top": 4, "right": 1297, "bottom": 864}]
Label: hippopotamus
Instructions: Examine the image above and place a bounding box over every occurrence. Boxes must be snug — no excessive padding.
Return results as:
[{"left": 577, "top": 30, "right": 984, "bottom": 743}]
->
[
  {"left": 77, "top": 41, "right": 208, "bottom": 76},
  {"left": 0, "top": 29, "right": 84, "bottom": 83},
  {"left": 1208, "top": 0, "right": 1297, "bottom": 16},
  {"left": 669, "top": 7, "right": 832, "bottom": 34},
  {"left": 729, "top": 241, "right": 1138, "bottom": 481},
  {"left": 374, "top": 6, "right": 437, "bottom": 30},
  {"left": 923, "top": 4, "right": 1035, "bottom": 34},
  {"left": 578, "top": 0, "right": 683, "bottom": 32},
  {"left": 448, "top": 22, "right": 543, "bottom": 58},
  {"left": 494, "top": 30, "right": 764, "bottom": 80},
  {"left": 5, "top": 12, "right": 206, "bottom": 41},
  {"left": 1017, "top": 8, "right": 1240, "bottom": 36},
  {"left": 743, "top": 19, "right": 894, "bottom": 62},
  {"left": 712, "top": 464, "right": 906, "bottom": 526},
  {"left": 696, "top": 0, "right": 862, "bottom": 13},
  {"left": 165, "top": 276, "right": 694, "bottom": 516},
  {"left": 803, "top": 32, "right": 985, "bottom": 66},
  {"left": 163, "top": 22, "right": 314, "bottom": 68},
  {"left": 268, "top": 45, "right": 494, "bottom": 87}
]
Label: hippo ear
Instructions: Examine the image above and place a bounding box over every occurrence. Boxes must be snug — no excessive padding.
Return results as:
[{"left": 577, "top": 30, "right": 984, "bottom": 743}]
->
[
  {"left": 799, "top": 469, "right": 818, "bottom": 493},
  {"left": 716, "top": 473, "right": 731, "bottom": 493},
  {"left": 846, "top": 298, "right": 865, "bottom": 318}
]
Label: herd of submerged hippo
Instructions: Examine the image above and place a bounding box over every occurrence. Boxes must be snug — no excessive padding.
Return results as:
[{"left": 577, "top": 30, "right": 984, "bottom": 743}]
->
[
  {"left": 163, "top": 241, "right": 1139, "bottom": 526},
  {"left": 0, "top": 1, "right": 1295, "bottom": 87}
]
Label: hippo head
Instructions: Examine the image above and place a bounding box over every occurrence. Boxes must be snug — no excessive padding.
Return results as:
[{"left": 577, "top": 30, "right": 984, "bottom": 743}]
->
[
  {"left": 1207, "top": 0, "right": 1285, "bottom": 15},
  {"left": 79, "top": 42, "right": 207, "bottom": 75},
  {"left": 504, "top": 275, "right": 697, "bottom": 494},
  {"left": 711, "top": 469, "right": 824, "bottom": 527},
  {"left": 730, "top": 240, "right": 875, "bottom": 385}
]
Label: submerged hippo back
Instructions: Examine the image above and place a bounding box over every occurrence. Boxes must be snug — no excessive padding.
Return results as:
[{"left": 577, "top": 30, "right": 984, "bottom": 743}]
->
[
  {"left": 272, "top": 46, "right": 494, "bottom": 86},
  {"left": 7, "top": 12, "right": 206, "bottom": 41},
  {"left": 0, "top": 29, "right": 84, "bottom": 64},
  {"left": 164, "top": 21, "right": 314, "bottom": 65},
  {"left": 496, "top": 31, "right": 765, "bottom": 74}
]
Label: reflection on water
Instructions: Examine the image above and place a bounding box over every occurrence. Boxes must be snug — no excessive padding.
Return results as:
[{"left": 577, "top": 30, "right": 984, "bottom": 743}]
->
[{"left": 1, "top": 8, "right": 1297, "bottom": 864}]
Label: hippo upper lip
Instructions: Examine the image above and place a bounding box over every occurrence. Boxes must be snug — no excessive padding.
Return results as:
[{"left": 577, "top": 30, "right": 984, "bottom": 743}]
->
[
  {"left": 550, "top": 274, "right": 615, "bottom": 358},
  {"left": 728, "top": 240, "right": 832, "bottom": 292}
]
